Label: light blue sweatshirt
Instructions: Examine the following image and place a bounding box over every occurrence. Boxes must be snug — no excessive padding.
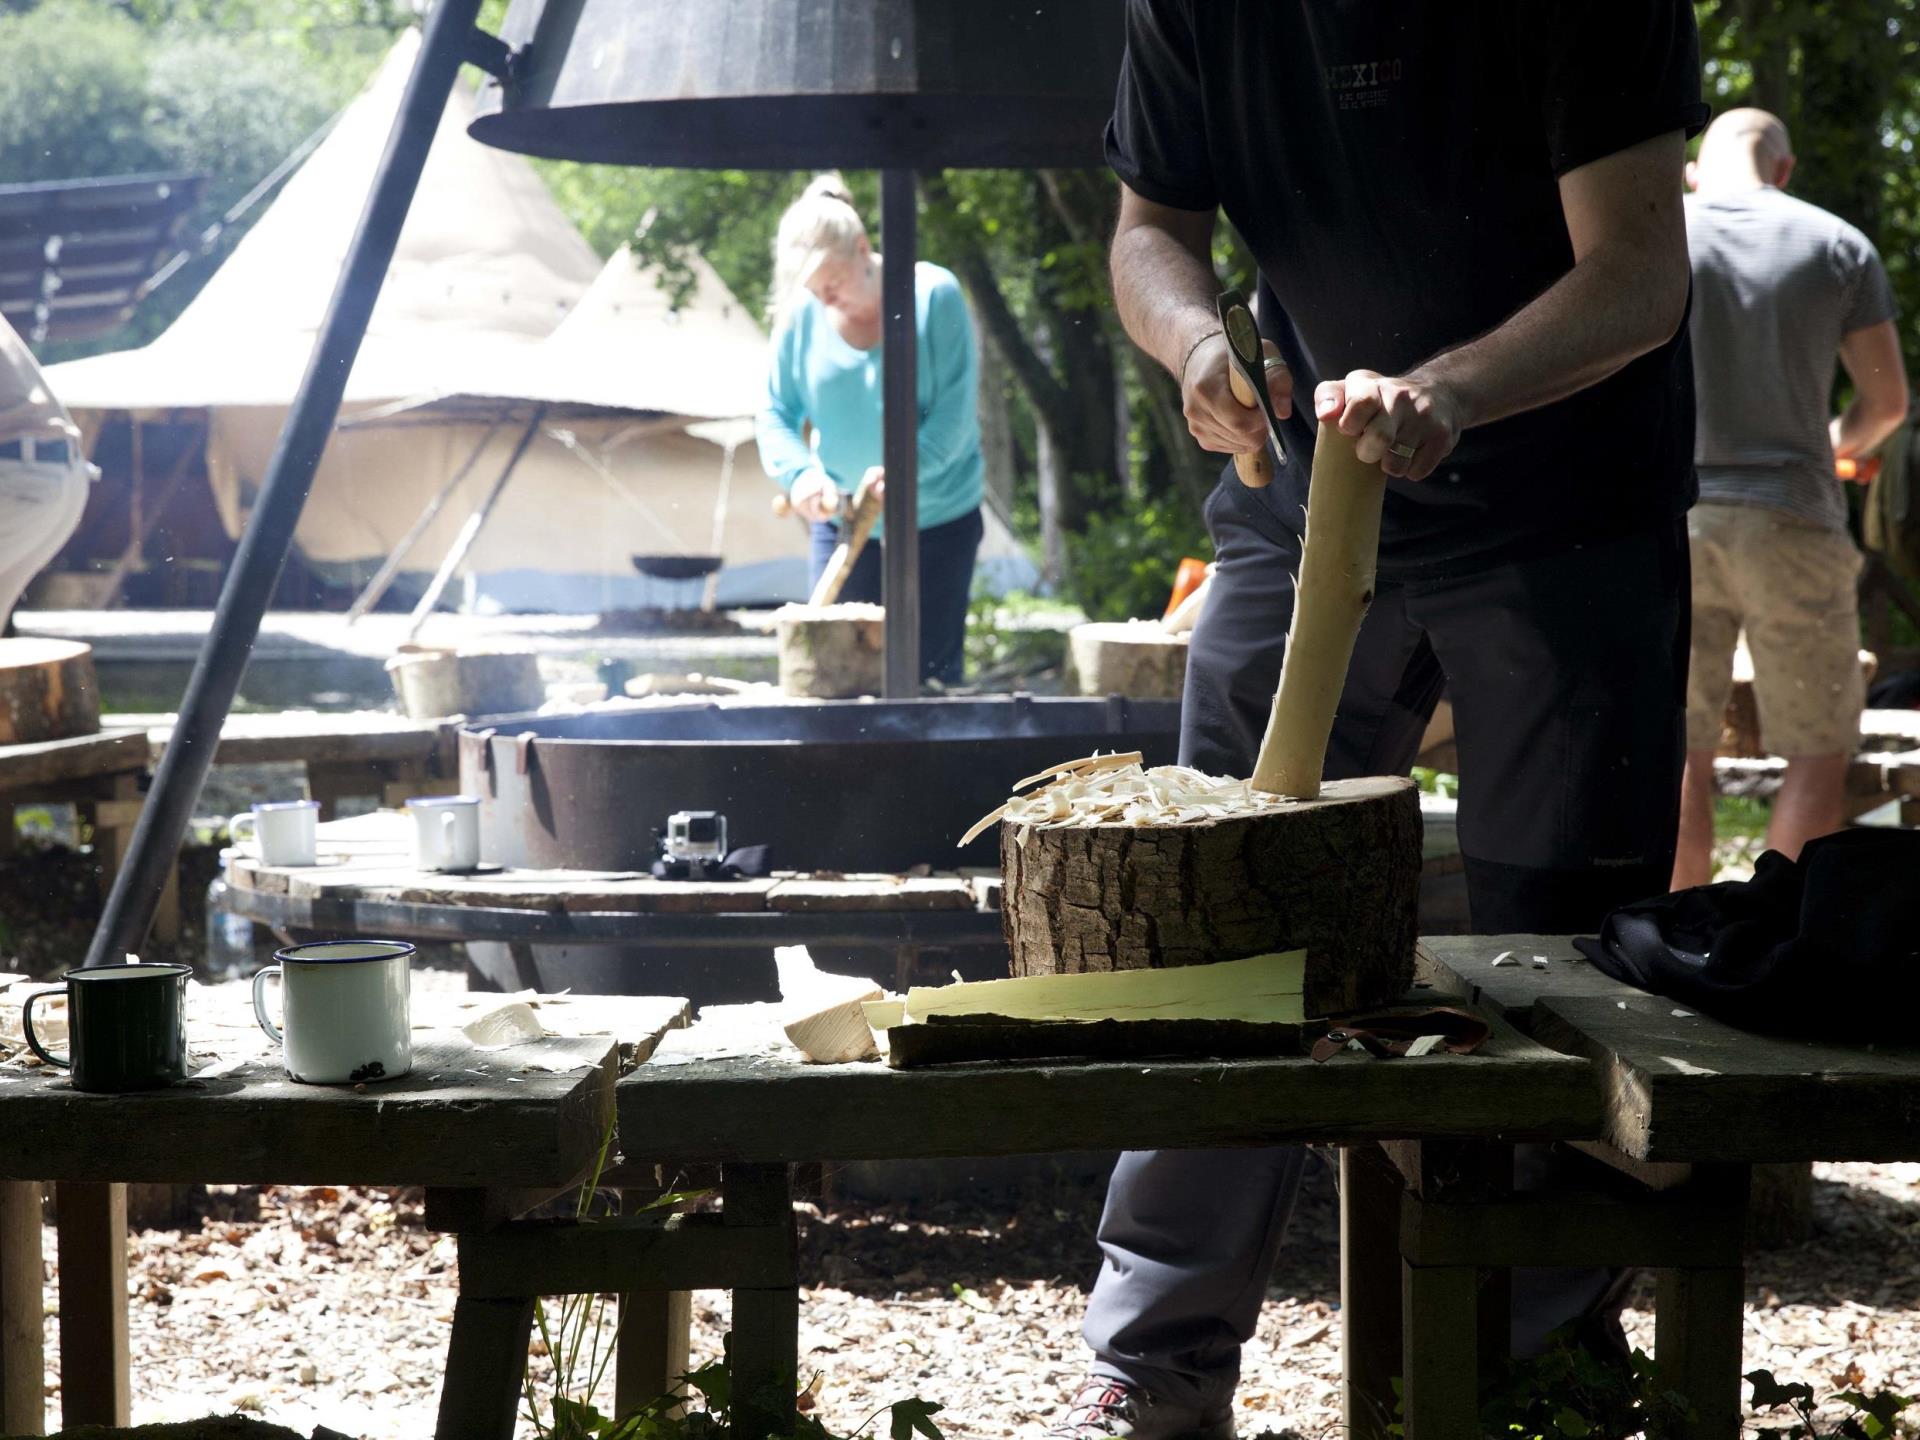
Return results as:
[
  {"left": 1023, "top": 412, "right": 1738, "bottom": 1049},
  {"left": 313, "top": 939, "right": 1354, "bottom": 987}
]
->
[{"left": 756, "top": 261, "right": 983, "bottom": 534}]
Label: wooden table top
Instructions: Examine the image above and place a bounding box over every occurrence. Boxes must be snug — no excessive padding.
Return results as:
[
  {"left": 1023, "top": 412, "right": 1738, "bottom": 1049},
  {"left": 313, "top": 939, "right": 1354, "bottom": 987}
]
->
[
  {"left": 0, "top": 729, "right": 149, "bottom": 791},
  {"left": 613, "top": 995, "right": 1599, "bottom": 1165},
  {"left": 0, "top": 977, "right": 687, "bottom": 1187},
  {"left": 118, "top": 709, "right": 451, "bottom": 767},
  {"left": 1419, "top": 934, "right": 1920, "bottom": 1164},
  {"left": 229, "top": 810, "right": 989, "bottom": 916}
]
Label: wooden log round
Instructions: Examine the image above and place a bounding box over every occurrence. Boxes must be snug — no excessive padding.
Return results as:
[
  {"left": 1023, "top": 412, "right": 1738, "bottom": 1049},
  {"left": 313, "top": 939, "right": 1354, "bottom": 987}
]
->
[
  {"left": 1001, "top": 774, "right": 1421, "bottom": 1017},
  {"left": 0, "top": 637, "right": 100, "bottom": 746},
  {"left": 1067, "top": 621, "right": 1188, "bottom": 699},
  {"left": 386, "top": 647, "right": 543, "bottom": 719},
  {"left": 776, "top": 603, "right": 884, "bottom": 699}
]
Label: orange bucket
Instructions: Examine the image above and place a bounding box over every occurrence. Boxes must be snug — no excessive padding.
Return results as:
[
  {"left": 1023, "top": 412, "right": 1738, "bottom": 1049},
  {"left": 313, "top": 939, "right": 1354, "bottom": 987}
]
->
[{"left": 1162, "top": 557, "right": 1211, "bottom": 621}]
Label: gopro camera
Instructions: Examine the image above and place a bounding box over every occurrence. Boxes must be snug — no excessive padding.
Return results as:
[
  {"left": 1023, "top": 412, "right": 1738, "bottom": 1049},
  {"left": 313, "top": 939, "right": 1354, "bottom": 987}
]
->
[{"left": 663, "top": 810, "right": 727, "bottom": 864}]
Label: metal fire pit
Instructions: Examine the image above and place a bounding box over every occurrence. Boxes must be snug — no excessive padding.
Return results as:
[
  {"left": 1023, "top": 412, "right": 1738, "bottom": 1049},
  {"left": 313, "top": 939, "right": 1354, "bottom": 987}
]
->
[{"left": 459, "top": 695, "right": 1181, "bottom": 874}]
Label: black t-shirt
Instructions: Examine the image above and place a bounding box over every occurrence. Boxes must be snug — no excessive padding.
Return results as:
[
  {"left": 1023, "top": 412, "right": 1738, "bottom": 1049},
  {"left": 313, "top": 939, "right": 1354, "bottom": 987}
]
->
[{"left": 1106, "top": 1, "right": 1710, "bottom": 576}]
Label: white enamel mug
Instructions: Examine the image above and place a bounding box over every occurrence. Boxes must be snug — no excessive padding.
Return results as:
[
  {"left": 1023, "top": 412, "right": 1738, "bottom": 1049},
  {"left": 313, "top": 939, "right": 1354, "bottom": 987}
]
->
[
  {"left": 253, "top": 940, "right": 413, "bottom": 1085},
  {"left": 407, "top": 795, "right": 482, "bottom": 873},
  {"left": 229, "top": 799, "right": 319, "bottom": 867}
]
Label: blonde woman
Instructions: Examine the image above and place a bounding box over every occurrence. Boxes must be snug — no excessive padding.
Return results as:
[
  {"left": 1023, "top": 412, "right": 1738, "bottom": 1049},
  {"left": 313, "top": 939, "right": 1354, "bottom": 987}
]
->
[{"left": 756, "top": 174, "right": 984, "bottom": 686}]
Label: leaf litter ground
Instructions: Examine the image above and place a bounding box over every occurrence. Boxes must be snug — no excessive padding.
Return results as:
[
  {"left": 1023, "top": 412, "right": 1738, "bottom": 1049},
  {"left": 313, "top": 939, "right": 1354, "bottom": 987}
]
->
[{"left": 28, "top": 1156, "right": 1920, "bottom": 1438}]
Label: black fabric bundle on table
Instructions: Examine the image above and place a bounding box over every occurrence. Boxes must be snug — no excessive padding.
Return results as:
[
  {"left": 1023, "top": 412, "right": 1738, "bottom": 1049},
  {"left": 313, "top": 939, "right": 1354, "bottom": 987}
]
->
[{"left": 1575, "top": 828, "right": 1920, "bottom": 1040}]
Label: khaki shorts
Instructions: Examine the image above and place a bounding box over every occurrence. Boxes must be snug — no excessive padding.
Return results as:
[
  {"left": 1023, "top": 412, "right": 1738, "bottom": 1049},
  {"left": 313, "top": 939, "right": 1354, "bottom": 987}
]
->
[{"left": 1685, "top": 502, "right": 1864, "bottom": 755}]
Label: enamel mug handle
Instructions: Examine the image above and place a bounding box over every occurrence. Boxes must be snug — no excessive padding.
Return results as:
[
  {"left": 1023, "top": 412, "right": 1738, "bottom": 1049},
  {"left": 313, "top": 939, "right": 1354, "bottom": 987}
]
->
[
  {"left": 252, "top": 966, "right": 284, "bottom": 1043},
  {"left": 229, "top": 813, "right": 257, "bottom": 844},
  {"left": 20, "top": 987, "right": 69, "bottom": 1069}
]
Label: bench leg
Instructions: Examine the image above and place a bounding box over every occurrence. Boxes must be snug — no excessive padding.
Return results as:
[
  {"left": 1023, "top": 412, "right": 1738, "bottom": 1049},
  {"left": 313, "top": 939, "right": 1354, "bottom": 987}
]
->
[
  {"left": 1656, "top": 1266, "right": 1745, "bottom": 1440},
  {"left": 1402, "top": 1261, "right": 1479, "bottom": 1440},
  {"left": 617, "top": 1289, "right": 692, "bottom": 1417},
  {"left": 436, "top": 1295, "right": 535, "bottom": 1440},
  {"left": 723, "top": 1164, "right": 796, "bottom": 1440},
  {"left": 1342, "top": 1145, "right": 1405, "bottom": 1440},
  {"left": 55, "top": 1182, "right": 128, "bottom": 1428},
  {"left": 0, "top": 1182, "right": 43, "bottom": 1436}
]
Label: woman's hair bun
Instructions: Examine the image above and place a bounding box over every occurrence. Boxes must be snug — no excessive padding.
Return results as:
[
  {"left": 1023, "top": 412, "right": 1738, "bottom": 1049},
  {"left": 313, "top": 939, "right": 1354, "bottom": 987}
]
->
[{"left": 802, "top": 172, "right": 857, "bottom": 208}]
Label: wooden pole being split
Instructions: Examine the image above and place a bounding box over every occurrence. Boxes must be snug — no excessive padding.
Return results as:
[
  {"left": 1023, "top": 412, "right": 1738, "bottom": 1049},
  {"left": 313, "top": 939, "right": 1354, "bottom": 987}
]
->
[{"left": 1250, "top": 423, "right": 1387, "bottom": 798}]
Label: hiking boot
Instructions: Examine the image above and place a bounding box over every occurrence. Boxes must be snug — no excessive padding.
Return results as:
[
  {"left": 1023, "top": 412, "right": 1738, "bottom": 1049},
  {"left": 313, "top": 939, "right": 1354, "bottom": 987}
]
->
[{"left": 1045, "top": 1377, "right": 1235, "bottom": 1439}]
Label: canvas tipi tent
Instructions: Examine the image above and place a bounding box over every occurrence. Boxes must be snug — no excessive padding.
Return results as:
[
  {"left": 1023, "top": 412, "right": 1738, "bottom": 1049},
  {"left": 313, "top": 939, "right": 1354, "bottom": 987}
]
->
[{"left": 47, "top": 29, "right": 804, "bottom": 610}]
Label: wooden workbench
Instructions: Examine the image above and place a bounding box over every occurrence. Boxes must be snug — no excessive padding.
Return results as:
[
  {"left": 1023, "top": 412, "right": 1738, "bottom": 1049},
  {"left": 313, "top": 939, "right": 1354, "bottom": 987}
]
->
[
  {"left": 126, "top": 708, "right": 458, "bottom": 818},
  {"left": 0, "top": 981, "right": 687, "bottom": 1433},
  {"left": 0, "top": 729, "right": 178, "bottom": 940}
]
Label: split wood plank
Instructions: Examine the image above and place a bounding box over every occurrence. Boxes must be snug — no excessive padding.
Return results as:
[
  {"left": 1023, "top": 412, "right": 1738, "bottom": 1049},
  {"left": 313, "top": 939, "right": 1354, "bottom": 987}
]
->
[
  {"left": 617, "top": 1003, "right": 1597, "bottom": 1164},
  {"left": 1414, "top": 935, "right": 1639, "bottom": 1027},
  {"left": 1531, "top": 992, "right": 1920, "bottom": 1164},
  {"left": 0, "top": 1034, "right": 617, "bottom": 1187},
  {"left": 764, "top": 875, "right": 974, "bottom": 912},
  {"left": 0, "top": 730, "right": 149, "bottom": 792}
]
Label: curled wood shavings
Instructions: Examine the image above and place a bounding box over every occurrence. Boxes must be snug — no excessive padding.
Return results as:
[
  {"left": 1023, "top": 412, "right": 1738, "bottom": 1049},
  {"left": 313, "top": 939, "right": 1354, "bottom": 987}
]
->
[
  {"left": 960, "top": 753, "right": 1302, "bottom": 844},
  {"left": 1490, "top": 952, "right": 1518, "bottom": 968}
]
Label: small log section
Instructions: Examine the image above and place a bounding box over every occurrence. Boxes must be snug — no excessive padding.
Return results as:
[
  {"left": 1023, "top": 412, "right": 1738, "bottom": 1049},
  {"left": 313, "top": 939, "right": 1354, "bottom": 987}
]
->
[
  {"left": 1002, "top": 774, "right": 1421, "bottom": 1016},
  {"left": 0, "top": 638, "right": 100, "bottom": 746},
  {"left": 1252, "top": 424, "right": 1387, "bottom": 797},
  {"left": 1067, "top": 621, "right": 1188, "bottom": 699},
  {"left": 386, "top": 646, "right": 543, "bottom": 719},
  {"left": 776, "top": 602, "right": 885, "bottom": 698}
]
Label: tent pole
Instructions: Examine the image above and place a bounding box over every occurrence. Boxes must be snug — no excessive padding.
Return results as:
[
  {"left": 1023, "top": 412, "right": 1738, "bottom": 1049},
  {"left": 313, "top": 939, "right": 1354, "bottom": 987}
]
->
[
  {"left": 405, "top": 403, "right": 546, "bottom": 641},
  {"left": 880, "top": 168, "right": 920, "bottom": 696},
  {"left": 344, "top": 417, "right": 501, "bottom": 623},
  {"left": 83, "top": 0, "right": 488, "bottom": 968}
]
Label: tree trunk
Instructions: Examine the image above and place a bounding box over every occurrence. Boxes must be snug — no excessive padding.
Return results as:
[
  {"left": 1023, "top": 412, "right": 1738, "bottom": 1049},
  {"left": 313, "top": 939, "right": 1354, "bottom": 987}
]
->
[{"left": 1001, "top": 774, "right": 1422, "bottom": 1017}]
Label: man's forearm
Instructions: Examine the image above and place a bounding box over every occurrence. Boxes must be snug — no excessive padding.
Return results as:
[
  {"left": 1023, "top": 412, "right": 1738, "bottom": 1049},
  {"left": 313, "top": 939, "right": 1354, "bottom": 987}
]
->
[
  {"left": 1415, "top": 242, "right": 1688, "bottom": 432},
  {"left": 1110, "top": 221, "right": 1223, "bottom": 380},
  {"left": 1831, "top": 398, "right": 1910, "bottom": 461}
]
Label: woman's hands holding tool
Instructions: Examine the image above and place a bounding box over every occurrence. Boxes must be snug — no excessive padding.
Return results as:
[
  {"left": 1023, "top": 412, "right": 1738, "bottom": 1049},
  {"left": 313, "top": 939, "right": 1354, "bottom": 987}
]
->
[
  {"left": 1314, "top": 369, "right": 1466, "bottom": 481},
  {"left": 1182, "top": 333, "right": 1291, "bottom": 454},
  {"left": 789, "top": 471, "right": 843, "bottom": 523}
]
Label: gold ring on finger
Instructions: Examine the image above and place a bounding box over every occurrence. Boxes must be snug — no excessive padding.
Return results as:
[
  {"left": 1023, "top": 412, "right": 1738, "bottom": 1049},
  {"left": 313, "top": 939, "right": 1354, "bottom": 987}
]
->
[{"left": 1388, "top": 442, "right": 1417, "bottom": 459}]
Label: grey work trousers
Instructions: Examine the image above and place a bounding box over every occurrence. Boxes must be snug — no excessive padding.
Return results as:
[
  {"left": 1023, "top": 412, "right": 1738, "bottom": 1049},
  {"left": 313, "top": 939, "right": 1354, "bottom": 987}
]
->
[{"left": 1083, "top": 479, "right": 1689, "bottom": 1410}]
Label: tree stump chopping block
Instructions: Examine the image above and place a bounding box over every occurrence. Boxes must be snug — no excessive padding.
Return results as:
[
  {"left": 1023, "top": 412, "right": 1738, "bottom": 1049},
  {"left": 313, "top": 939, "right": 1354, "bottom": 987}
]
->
[
  {"left": 776, "top": 602, "right": 885, "bottom": 699},
  {"left": 1066, "top": 621, "right": 1189, "bottom": 700},
  {"left": 1001, "top": 774, "right": 1421, "bottom": 1017},
  {"left": 0, "top": 637, "right": 100, "bottom": 746}
]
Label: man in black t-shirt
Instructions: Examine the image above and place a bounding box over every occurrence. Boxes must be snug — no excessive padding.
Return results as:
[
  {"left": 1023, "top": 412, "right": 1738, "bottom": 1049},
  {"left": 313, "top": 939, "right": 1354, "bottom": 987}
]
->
[{"left": 1051, "top": 5, "right": 1710, "bottom": 1437}]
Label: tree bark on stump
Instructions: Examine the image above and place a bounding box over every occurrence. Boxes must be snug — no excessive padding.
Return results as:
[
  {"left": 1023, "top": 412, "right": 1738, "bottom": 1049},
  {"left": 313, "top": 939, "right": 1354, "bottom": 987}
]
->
[
  {"left": 776, "top": 604, "right": 885, "bottom": 699},
  {"left": 1067, "top": 622, "right": 1188, "bottom": 699},
  {"left": 1001, "top": 774, "right": 1421, "bottom": 1016},
  {"left": 0, "top": 638, "right": 100, "bottom": 745}
]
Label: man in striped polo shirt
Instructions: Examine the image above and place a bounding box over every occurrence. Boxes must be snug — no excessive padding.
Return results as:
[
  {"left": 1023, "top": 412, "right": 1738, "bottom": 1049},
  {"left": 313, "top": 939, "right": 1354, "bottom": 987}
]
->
[{"left": 1672, "top": 108, "right": 1911, "bottom": 887}]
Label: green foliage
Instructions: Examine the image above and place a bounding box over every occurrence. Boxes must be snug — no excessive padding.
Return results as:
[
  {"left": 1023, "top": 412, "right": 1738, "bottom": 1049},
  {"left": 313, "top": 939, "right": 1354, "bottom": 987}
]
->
[
  {"left": 1410, "top": 767, "right": 1459, "bottom": 799},
  {"left": 1747, "top": 1367, "right": 1917, "bottom": 1440},
  {"left": 964, "top": 589, "right": 1077, "bottom": 685},
  {"left": 1475, "top": 1343, "right": 1695, "bottom": 1440},
  {"left": 1062, "top": 494, "right": 1213, "bottom": 622},
  {"left": 533, "top": 1346, "right": 945, "bottom": 1440}
]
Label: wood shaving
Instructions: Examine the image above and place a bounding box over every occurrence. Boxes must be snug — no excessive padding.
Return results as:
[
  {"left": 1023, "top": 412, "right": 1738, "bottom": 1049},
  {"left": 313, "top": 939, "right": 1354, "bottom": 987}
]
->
[{"left": 959, "top": 753, "right": 1300, "bottom": 847}]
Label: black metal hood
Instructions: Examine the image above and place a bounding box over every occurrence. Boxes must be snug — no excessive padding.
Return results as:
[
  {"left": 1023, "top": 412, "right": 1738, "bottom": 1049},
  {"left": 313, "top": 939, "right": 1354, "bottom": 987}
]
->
[{"left": 467, "top": 0, "right": 1126, "bottom": 169}]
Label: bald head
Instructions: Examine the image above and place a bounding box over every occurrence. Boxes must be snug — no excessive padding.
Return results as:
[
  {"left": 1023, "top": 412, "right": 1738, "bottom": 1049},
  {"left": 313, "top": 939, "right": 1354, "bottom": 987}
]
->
[{"left": 1688, "top": 108, "right": 1795, "bottom": 195}]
